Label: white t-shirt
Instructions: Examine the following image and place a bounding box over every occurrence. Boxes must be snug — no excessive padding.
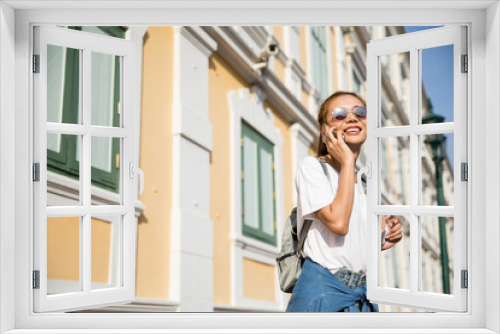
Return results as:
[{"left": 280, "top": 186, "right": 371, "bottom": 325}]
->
[{"left": 296, "top": 156, "right": 368, "bottom": 275}]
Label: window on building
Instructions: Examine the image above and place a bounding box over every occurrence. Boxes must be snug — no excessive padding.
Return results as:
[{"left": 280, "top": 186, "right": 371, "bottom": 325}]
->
[
  {"left": 241, "top": 121, "right": 277, "bottom": 246},
  {"left": 311, "top": 26, "right": 328, "bottom": 99}
]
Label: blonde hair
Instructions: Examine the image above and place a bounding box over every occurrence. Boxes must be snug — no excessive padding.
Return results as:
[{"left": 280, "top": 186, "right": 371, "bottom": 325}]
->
[{"left": 317, "top": 91, "right": 367, "bottom": 157}]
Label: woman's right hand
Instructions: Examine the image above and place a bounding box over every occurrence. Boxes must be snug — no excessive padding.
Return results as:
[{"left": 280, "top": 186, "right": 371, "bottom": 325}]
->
[{"left": 324, "top": 124, "right": 355, "bottom": 166}]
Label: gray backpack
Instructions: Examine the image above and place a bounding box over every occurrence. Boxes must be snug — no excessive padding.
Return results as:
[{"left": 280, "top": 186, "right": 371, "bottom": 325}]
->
[
  {"left": 276, "top": 160, "right": 329, "bottom": 293},
  {"left": 276, "top": 160, "right": 366, "bottom": 293}
]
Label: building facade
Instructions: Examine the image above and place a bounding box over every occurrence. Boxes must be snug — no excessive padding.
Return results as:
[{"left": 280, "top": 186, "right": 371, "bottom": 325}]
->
[{"left": 46, "top": 25, "right": 455, "bottom": 313}]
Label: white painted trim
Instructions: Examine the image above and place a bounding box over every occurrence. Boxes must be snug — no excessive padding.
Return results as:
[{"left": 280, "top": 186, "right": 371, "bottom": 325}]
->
[
  {"left": 290, "top": 122, "right": 314, "bottom": 206},
  {"left": 228, "top": 87, "right": 284, "bottom": 310},
  {"left": 169, "top": 26, "right": 216, "bottom": 312},
  {"left": 3, "top": 4, "right": 494, "bottom": 333},
  {"left": 0, "top": 2, "right": 16, "bottom": 333}
]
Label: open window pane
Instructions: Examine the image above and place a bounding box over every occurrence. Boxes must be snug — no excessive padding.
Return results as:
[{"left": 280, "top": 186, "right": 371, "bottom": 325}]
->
[
  {"left": 420, "top": 216, "right": 454, "bottom": 295},
  {"left": 380, "top": 215, "right": 410, "bottom": 290},
  {"left": 47, "top": 45, "right": 80, "bottom": 125},
  {"left": 47, "top": 216, "right": 81, "bottom": 295},
  {"left": 91, "top": 215, "right": 122, "bottom": 291},
  {"left": 421, "top": 134, "right": 454, "bottom": 206},
  {"left": 380, "top": 136, "right": 410, "bottom": 205},
  {"left": 367, "top": 26, "right": 466, "bottom": 312},
  {"left": 47, "top": 134, "right": 81, "bottom": 206},
  {"left": 91, "top": 52, "right": 121, "bottom": 127},
  {"left": 35, "top": 25, "right": 136, "bottom": 313},
  {"left": 380, "top": 51, "right": 410, "bottom": 126}
]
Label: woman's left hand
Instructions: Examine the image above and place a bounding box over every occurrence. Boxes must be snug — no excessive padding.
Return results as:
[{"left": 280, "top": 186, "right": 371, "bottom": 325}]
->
[{"left": 381, "top": 216, "right": 403, "bottom": 251}]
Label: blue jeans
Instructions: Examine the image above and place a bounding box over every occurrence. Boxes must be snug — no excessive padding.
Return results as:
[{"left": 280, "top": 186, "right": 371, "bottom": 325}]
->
[{"left": 286, "top": 258, "right": 379, "bottom": 312}]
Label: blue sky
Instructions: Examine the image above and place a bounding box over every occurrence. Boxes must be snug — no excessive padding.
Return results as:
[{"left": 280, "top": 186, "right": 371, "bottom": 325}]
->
[{"left": 405, "top": 26, "right": 455, "bottom": 169}]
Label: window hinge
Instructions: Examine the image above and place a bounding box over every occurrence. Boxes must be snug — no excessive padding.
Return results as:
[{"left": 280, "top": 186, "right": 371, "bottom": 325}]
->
[
  {"left": 461, "top": 270, "right": 468, "bottom": 289},
  {"left": 461, "top": 162, "right": 468, "bottom": 181},
  {"left": 461, "top": 54, "right": 468, "bottom": 73},
  {"left": 33, "top": 270, "right": 40, "bottom": 289},
  {"left": 33, "top": 54, "right": 40, "bottom": 73},
  {"left": 33, "top": 163, "right": 40, "bottom": 182}
]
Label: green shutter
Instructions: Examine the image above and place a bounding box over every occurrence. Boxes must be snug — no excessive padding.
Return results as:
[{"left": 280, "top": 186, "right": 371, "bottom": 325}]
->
[
  {"left": 241, "top": 122, "right": 277, "bottom": 246},
  {"left": 311, "top": 27, "right": 328, "bottom": 99}
]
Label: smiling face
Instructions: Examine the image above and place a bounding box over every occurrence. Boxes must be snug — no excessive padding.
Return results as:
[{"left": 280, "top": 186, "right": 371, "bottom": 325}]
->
[{"left": 322, "top": 94, "right": 367, "bottom": 146}]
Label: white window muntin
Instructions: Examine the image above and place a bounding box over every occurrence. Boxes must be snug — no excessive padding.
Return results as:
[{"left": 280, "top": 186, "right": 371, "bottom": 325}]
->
[
  {"left": 366, "top": 26, "right": 467, "bottom": 312},
  {"left": 33, "top": 26, "right": 136, "bottom": 312}
]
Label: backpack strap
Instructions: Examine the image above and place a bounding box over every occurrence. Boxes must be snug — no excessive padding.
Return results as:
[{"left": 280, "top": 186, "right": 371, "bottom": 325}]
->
[{"left": 297, "top": 158, "right": 331, "bottom": 258}]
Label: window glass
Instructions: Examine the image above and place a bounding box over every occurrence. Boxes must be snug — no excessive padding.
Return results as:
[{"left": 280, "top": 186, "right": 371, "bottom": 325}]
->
[
  {"left": 420, "top": 216, "right": 454, "bottom": 295},
  {"left": 380, "top": 136, "right": 410, "bottom": 206},
  {"left": 47, "top": 216, "right": 81, "bottom": 295},
  {"left": 47, "top": 44, "right": 80, "bottom": 125},
  {"left": 380, "top": 51, "right": 410, "bottom": 126},
  {"left": 91, "top": 215, "right": 122, "bottom": 290},
  {"left": 380, "top": 214, "right": 410, "bottom": 290},
  {"left": 421, "top": 134, "right": 454, "bottom": 206}
]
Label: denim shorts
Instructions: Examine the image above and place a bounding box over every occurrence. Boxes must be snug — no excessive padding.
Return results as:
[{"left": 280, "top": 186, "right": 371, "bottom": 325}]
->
[
  {"left": 333, "top": 268, "right": 367, "bottom": 290},
  {"left": 286, "top": 258, "right": 378, "bottom": 312},
  {"left": 333, "top": 268, "right": 367, "bottom": 312}
]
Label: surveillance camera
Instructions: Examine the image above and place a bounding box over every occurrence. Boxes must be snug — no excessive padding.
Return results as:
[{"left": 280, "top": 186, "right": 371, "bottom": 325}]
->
[
  {"left": 266, "top": 43, "right": 279, "bottom": 57},
  {"left": 260, "top": 41, "right": 279, "bottom": 59},
  {"left": 252, "top": 40, "right": 279, "bottom": 71}
]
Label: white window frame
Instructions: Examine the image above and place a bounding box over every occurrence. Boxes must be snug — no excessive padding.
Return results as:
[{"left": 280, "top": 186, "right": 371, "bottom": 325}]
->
[{"left": 0, "top": 2, "right": 497, "bottom": 333}]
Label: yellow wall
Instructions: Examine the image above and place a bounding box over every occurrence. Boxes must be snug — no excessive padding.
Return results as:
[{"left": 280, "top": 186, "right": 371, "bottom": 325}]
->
[
  {"left": 299, "top": 27, "right": 308, "bottom": 78},
  {"left": 136, "top": 26, "right": 175, "bottom": 300},
  {"left": 47, "top": 217, "right": 112, "bottom": 284},
  {"left": 208, "top": 53, "right": 248, "bottom": 305},
  {"left": 242, "top": 258, "right": 275, "bottom": 302},
  {"left": 273, "top": 26, "right": 285, "bottom": 49}
]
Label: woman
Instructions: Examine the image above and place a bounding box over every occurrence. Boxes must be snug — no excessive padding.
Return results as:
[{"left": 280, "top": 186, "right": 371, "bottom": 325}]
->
[{"left": 286, "top": 91, "right": 403, "bottom": 312}]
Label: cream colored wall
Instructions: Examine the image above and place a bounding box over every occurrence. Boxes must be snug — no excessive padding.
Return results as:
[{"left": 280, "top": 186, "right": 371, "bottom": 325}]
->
[
  {"left": 242, "top": 258, "right": 275, "bottom": 302},
  {"left": 47, "top": 217, "right": 112, "bottom": 284},
  {"left": 208, "top": 53, "right": 249, "bottom": 305},
  {"left": 136, "top": 26, "right": 175, "bottom": 300}
]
